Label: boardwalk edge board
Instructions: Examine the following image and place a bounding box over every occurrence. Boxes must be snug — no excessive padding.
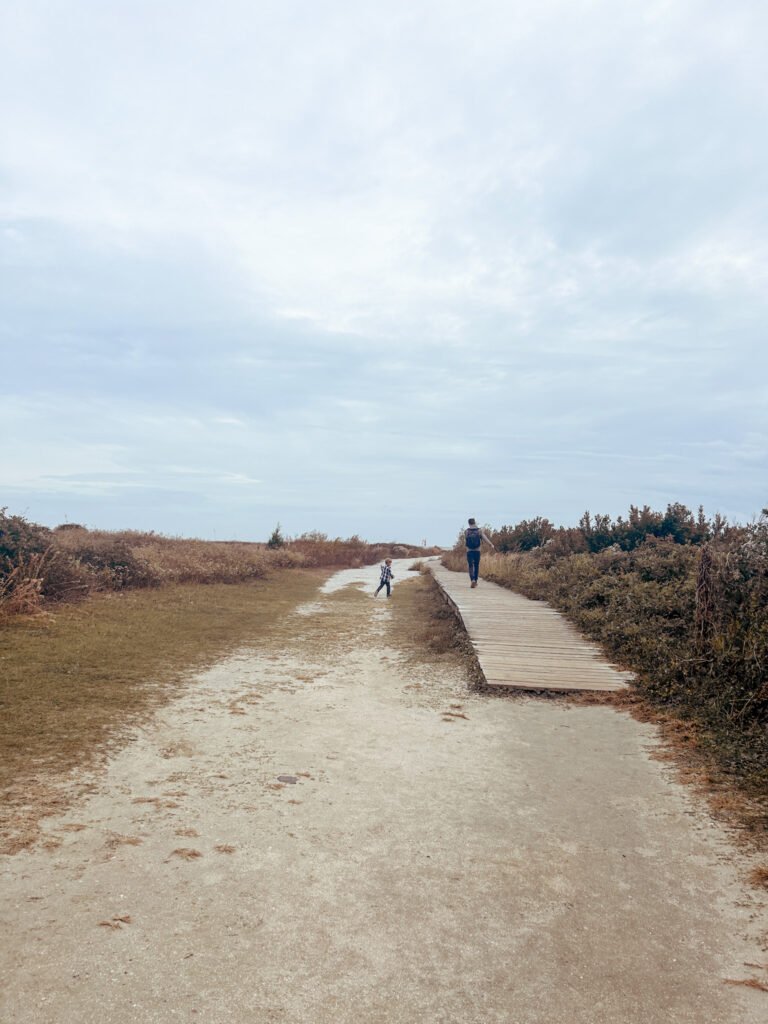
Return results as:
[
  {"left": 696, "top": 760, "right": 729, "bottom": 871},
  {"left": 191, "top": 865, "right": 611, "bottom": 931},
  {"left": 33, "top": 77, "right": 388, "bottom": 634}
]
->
[{"left": 429, "top": 562, "right": 631, "bottom": 694}]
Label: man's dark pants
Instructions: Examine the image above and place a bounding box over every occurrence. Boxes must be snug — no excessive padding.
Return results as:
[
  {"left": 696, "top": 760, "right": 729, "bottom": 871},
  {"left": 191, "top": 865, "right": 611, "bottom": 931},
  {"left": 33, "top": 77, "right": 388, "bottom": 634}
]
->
[{"left": 466, "top": 549, "right": 481, "bottom": 582}]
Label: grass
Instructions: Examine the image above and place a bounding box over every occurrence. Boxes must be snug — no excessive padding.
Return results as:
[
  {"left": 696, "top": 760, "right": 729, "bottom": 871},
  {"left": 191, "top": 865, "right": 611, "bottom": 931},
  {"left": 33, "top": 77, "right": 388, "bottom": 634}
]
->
[
  {"left": 389, "top": 568, "right": 481, "bottom": 681},
  {"left": 0, "top": 568, "right": 327, "bottom": 853},
  {"left": 723, "top": 977, "right": 768, "bottom": 993},
  {"left": 169, "top": 848, "right": 203, "bottom": 860},
  {"left": 0, "top": 567, "right": 471, "bottom": 851},
  {"left": 0, "top": 510, "right": 441, "bottom": 623}
]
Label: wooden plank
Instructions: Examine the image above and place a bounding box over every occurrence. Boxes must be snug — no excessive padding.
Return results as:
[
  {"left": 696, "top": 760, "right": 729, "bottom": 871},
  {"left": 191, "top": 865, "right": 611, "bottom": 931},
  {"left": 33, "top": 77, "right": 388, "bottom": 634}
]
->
[
  {"left": 429, "top": 561, "right": 631, "bottom": 693},
  {"left": 471, "top": 653, "right": 627, "bottom": 670},
  {"left": 483, "top": 678, "right": 621, "bottom": 692},
  {"left": 475, "top": 657, "right": 622, "bottom": 673},
  {"left": 471, "top": 645, "right": 617, "bottom": 660}
]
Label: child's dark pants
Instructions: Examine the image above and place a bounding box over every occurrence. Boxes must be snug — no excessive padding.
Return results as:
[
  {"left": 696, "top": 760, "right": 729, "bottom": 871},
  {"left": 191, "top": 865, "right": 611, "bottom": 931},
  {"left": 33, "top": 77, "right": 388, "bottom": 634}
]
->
[{"left": 375, "top": 580, "right": 391, "bottom": 597}]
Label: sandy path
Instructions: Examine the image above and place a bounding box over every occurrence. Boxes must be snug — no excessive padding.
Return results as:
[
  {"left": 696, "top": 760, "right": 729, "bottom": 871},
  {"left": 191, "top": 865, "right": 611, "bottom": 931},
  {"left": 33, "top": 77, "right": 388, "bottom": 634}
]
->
[{"left": 2, "top": 561, "right": 767, "bottom": 1023}]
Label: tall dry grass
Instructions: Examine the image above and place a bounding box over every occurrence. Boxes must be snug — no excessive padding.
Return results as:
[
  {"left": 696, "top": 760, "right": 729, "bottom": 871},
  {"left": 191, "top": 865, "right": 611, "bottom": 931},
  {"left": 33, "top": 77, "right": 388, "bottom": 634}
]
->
[
  {"left": 50, "top": 527, "right": 305, "bottom": 587},
  {"left": 0, "top": 511, "right": 438, "bottom": 623},
  {"left": 0, "top": 550, "right": 51, "bottom": 618},
  {"left": 286, "top": 532, "right": 433, "bottom": 568}
]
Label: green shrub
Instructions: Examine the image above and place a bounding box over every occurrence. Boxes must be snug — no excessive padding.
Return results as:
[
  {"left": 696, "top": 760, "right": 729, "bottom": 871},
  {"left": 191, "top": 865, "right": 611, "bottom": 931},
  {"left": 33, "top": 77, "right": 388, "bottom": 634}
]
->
[
  {"left": 267, "top": 523, "right": 286, "bottom": 549},
  {"left": 0, "top": 508, "right": 51, "bottom": 565},
  {"left": 484, "top": 502, "right": 728, "bottom": 556}
]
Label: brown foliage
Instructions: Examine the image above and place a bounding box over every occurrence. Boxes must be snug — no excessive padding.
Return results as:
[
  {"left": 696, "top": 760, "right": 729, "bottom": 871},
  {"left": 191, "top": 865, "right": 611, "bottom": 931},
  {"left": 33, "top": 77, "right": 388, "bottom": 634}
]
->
[
  {"left": 444, "top": 513, "right": 768, "bottom": 792},
  {"left": 0, "top": 511, "right": 437, "bottom": 622}
]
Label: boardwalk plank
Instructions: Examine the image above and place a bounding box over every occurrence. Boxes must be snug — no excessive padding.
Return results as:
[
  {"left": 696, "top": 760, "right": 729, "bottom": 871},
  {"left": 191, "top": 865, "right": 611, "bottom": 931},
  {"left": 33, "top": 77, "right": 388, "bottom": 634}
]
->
[{"left": 430, "top": 562, "right": 631, "bottom": 693}]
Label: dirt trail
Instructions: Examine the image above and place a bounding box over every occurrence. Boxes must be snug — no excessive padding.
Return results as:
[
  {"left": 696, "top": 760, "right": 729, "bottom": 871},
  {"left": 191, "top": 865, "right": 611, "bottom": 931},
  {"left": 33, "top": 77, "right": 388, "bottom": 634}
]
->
[{"left": 2, "top": 562, "right": 767, "bottom": 1024}]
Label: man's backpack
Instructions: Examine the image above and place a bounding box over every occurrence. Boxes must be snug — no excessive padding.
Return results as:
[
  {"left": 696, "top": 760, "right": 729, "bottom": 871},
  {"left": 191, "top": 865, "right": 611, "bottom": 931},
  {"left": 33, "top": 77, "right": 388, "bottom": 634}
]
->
[{"left": 465, "top": 526, "right": 482, "bottom": 549}]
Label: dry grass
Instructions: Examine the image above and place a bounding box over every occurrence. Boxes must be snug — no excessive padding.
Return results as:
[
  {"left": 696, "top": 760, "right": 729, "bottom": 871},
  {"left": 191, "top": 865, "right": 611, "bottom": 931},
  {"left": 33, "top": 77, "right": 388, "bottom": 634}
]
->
[
  {"left": 0, "top": 569, "right": 327, "bottom": 853},
  {"left": 0, "top": 512, "right": 440, "bottom": 623},
  {"left": 0, "top": 551, "right": 51, "bottom": 618},
  {"left": 589, "top": 692, "right": 768, "bottom": 854},
  {"left": 603, "top": 689, "right": 768, "bottom": 845},
  {"left": 50, "top": 527, "right": 305, "bottom": 589},
  {"left": 99, "top": 916, "right": 131, "bottom": 929},
  {"left": 169, "top": 847, "right": 202, "bottom": 860},
  {"left": 388, "top": 570, "right": 481, "bottom": 683},
  {"left": 105, "top": 834, "right": 143, "bottom": 849},
  {"left": 284, "top": 535, "right": 438, "bottom": 568},
  {"left": 748, "top": 866, "right": 768, "bottom": 889},
  {"left": 723, "top": 977, "right": 768, "bottom": 993}
]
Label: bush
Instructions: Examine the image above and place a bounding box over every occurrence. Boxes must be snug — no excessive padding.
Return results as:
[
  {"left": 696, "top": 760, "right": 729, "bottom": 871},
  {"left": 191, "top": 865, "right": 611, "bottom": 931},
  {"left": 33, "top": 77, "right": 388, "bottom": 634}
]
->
[
  {"left": 267, "top": 523, "right": 286, "bottom": 549},
  {"left": 0, "top": 508, "right": 51, "bottom": 564},
  {"left": 495, "top": 517, "right": 555, "bottom": 552},
  {"left": 0, "top": 510, "right": 53, "bottom": 621},
  {"left": 444, "top": 509, "right": 768, "bottom": 788},
  {"left": 484, "top": 502, "right": 729, "bottom": 556},
  {"left": 0, "top": 512, "right": 440, "bottom": 621}
]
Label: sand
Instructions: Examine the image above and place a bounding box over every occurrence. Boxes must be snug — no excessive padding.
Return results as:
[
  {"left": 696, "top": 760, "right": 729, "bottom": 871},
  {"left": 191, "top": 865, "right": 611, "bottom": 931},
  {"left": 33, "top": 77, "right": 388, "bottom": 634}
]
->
[{"left": 1, "top": 561, "right": 766, "bottom": 1023}]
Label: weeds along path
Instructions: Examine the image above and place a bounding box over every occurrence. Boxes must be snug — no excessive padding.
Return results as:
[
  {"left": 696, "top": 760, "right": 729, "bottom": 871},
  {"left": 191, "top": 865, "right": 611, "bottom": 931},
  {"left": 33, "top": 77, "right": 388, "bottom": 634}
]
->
[
  {"left": 0, "top": 570, "right": 334, "bottom": 853},
  {"left": 2, "top": 560, "right": 767, "bottom": 1024}
]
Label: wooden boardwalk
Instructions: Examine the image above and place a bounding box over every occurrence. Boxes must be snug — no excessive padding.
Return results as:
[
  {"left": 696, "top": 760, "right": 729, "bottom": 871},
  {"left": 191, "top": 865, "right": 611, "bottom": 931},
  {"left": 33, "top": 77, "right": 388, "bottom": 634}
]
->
[{"left": 430, "top": 562, "right": 632, "bottom": 692}]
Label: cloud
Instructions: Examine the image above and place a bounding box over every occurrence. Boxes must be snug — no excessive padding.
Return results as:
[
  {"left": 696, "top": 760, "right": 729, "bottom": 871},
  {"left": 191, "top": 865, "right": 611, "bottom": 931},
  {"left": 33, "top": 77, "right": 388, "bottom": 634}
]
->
[{"left": 2, "top": 0, "right": 767, "bottom": 540}]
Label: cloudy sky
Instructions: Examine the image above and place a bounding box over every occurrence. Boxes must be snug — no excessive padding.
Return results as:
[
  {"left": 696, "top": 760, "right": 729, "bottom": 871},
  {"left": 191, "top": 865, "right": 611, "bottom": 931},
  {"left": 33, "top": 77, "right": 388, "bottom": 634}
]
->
[{"left": 1, "top": 0, "right": 766, "bottom": 544}]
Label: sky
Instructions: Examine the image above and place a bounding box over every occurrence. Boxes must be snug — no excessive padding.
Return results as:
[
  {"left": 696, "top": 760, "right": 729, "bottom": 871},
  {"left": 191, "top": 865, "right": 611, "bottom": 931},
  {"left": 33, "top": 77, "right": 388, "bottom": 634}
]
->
[{"left": 1, "top": 0, "right": 766, "bottom": 546}]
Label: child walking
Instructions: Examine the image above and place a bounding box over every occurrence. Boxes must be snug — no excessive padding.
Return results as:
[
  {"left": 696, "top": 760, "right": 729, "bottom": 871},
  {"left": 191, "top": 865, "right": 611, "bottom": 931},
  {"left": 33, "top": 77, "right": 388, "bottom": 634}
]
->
[{"left": 374, "top": 558, "right": 394, "bottom": 598}]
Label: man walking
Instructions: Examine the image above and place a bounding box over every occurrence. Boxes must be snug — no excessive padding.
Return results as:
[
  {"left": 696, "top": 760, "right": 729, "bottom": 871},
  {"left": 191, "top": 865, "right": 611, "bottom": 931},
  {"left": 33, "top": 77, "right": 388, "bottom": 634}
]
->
[{"left": 465, "top": 518, "right": 495, "bottom": 588}]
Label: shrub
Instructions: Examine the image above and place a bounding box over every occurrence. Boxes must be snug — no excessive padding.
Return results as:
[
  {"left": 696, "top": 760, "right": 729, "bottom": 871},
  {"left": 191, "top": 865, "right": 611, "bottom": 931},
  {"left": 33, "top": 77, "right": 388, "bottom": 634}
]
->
[
  {"left": 0, "top": 510, "right": 54, "bottom": 621},
  {"left": 267, "top": 523, "right": 286, "bottom": 549},
  {"left": 495, "top": 517, "right": 555, "bottom": 552},
  {"left": 0, "top": 508, "right": 51, "bottom": 563},
  {"left": 444, "top": 512, "right": 768, "bottom": 788},
  {"left": 484, "top": 502, "right": 730, "bottom": 557},
  {"left": 0, "top": 511, "right": 439, "bottom": 621}
]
